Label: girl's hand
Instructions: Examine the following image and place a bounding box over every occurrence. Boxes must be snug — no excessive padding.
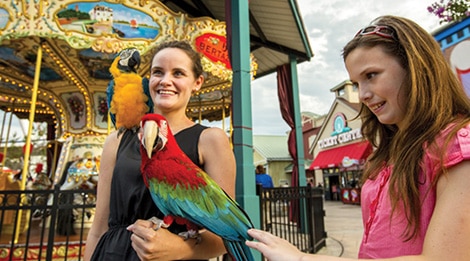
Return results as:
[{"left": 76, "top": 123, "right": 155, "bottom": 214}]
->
[{"left": 246, "top": 228, "right": 306, "bottom": 261}]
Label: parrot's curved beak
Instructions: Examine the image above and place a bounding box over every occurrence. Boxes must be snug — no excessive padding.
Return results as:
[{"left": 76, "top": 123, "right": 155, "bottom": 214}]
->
[{"left": 143, "top": 120, "right": 158, "bottom": 159}]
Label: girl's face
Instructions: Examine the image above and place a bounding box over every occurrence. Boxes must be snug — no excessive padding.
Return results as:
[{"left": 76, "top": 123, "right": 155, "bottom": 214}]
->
[
  {"left": 345, "top": 45, "right": 407, "bottom": 129},
  {"left": 149, "top": 47, "right": 203, "bottom": 114}
]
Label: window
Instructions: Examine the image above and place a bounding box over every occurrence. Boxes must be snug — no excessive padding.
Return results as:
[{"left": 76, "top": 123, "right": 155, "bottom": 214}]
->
[{"left": 338, "top": 88, "right": 345, "bottom": 96}]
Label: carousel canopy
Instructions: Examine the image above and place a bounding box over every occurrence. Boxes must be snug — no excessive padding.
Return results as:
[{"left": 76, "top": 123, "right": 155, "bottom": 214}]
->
[
  {"left": 164, "top": 0, "right": 313, "bottom": 77},
  {"left": 0, "top": 0, "right": 312, "bottom": 138}
]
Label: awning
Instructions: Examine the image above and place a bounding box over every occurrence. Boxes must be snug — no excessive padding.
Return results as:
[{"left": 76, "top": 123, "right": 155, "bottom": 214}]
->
[{"left": 309, "top": 141, "right": 372, "bottom": 170}]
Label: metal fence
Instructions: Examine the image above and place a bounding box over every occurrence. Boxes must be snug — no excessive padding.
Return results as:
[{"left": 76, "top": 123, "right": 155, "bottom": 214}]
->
[
  {"left": 257, "top": 185, "right": 327, "bottom": 254},
  {"left": 1, "top": 185, "right": 326, "bottom": 260},
  {"left": 0, "top": 186, "right": 96, "bottom": 261}
]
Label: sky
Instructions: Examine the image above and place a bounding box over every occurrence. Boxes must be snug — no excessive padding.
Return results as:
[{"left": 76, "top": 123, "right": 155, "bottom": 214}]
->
[
  {"left": 1, "top": 0, "right": 445, "bottom": 141},
  {"left": 238, "top": 0, "right": 443, "bottom": 135}
]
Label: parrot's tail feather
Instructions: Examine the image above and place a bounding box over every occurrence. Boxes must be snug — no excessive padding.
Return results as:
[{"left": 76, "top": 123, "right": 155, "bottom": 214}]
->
[{"left": 224, "top": 240, "right": 254, "bottom": 261}]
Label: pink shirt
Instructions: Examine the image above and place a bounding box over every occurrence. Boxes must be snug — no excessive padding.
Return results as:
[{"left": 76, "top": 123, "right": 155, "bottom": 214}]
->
[{"left": 359, "top": 124, "right": 470, "bottom": 258}]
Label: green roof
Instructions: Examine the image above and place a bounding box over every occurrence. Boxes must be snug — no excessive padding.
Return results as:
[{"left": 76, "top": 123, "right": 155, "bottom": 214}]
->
[{"left": 253, "top": 135, "right": 291, "bottom": 161}]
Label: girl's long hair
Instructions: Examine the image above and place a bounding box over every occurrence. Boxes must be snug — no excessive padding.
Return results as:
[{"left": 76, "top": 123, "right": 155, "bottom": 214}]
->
[{"left": 342, "top": 15, "right": 470, "bottom": 240}]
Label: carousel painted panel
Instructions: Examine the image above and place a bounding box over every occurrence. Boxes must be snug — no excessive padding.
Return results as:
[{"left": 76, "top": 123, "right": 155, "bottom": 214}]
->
[
  {"left": 61, "top": 92, "right": 86, "bottom": 131},
  {"left": 56, "top": 2, "right": 160, "bottom": 40},
  {"left": 93, "top": 91, "right": 108, "bottom": 129}
]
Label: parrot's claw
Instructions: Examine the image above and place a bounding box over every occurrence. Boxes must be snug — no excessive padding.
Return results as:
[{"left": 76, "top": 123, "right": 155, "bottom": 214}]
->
[
  {"left": 178, "top": 229, "right": 201, "bottom": 243},
  {"left": 148, "top": 216, "right": 169, "bottom": 231}
]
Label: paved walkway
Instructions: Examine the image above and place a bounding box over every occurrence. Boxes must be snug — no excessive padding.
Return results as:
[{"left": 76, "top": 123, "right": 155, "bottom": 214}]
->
[{"left": 316, "top": 200, "right": 363, "bottom": 258}]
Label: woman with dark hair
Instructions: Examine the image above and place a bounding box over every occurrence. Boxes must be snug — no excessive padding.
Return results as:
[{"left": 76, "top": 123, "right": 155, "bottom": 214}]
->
[{"left": 85, "top": 41, "right": 235, "bottom": 260}]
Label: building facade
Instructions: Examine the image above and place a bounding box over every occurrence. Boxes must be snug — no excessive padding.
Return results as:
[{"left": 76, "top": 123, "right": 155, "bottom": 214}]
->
[{"left": 308, "top": 80, "right": 370, "bottom": 204}]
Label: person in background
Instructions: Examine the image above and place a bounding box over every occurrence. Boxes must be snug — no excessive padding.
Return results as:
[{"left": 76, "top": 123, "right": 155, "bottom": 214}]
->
[
  {"left": 331, "top": 183, "right": 338, "bottom": 201},
  {"left": 255, "top": 164, "right": 274, "bottom": 188},
  {"left": 246, "top": 15, "right": 470, "bottom": 260},
  {"left": 84, "top": 41, "right": 235, "bottom": 261}
]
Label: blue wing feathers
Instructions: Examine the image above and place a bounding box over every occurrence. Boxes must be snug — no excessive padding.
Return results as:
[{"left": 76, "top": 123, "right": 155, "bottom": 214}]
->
[
  {"left": 225, "top": 240, "right": 254, "bottom": 261},
  {"left": 149, "top": 176, "right": 253, "bottom": 241}
]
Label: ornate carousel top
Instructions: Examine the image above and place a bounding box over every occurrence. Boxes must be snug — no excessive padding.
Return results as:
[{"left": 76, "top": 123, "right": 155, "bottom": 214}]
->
[{"left": 0, "top": 0, "right": 257, "bottom": 139}]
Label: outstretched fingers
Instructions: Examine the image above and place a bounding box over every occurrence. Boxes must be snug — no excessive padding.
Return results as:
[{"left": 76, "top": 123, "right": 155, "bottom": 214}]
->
[{"left": 246, "top": 228, "right": 306, "bottom": 261}]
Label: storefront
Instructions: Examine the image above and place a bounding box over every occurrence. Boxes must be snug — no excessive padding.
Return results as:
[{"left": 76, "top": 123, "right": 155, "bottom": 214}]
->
[
  {"left": 310, "top": 140, "right": 371, "bottom": 203},
  {"left": 309, "top": 80, "right": 372, "bottom": 204}
]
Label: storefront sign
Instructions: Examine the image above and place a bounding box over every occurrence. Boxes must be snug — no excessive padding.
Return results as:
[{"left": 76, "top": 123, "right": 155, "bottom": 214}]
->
[
  {"left": 318, "top": 113, "right": 362, "bottom": 149},
  {"left": 331, "top": 113, "right": 351, "bottom": 135},
  {"left": 318, "top": 128, "right": 362, "bottom": 149},
  {"left": 342, "top": 157, "right": 359, "bottom": 168}
]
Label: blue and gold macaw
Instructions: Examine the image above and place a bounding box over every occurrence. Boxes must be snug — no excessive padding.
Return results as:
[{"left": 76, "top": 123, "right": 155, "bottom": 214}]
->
[{"left": 107, "top": 48, "right": 153, "bottom": 132}]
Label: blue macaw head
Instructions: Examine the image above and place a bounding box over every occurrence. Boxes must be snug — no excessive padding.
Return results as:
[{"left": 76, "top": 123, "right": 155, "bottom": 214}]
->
[{"left": 117, "top": 48, "right": 141, "bottom": 73}]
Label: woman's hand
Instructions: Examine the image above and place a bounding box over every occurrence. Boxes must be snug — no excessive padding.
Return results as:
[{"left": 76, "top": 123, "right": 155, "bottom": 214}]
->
[{"left": 127, "top": 219, "right": 197, "bottom": 261}]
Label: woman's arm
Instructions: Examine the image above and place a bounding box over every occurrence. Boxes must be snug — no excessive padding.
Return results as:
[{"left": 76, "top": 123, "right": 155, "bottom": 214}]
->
[
  {"left": 84, "top": 132, "right": 120, "bottom": 261},
  {"left": 420, "top": 160, "right": 470, "bottom": 260},
  {"left": 198, "top": 127, "right": 236, "bottom": 197}
]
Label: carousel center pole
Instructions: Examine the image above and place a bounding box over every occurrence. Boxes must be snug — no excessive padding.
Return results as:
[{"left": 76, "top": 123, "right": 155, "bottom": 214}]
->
[
  {"left": 0, "top": 107, "right": 7, "bottom": 152},
  {"left": 14, "top": 43, "right": 42, "bottom": 243},
  {"left": 1, "top": 109, "right": 14, "bottom": 173}
]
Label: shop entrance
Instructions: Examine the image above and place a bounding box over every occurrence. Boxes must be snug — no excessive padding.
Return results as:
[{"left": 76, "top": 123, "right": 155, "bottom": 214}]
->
[{"left": 323, "top": 174, "right": 340, "bottom": 201}]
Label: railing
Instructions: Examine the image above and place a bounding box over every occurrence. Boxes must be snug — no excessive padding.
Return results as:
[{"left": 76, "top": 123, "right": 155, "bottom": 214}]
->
[
  {"left": 0, "top": 186, "right": 96, "bottom": 261},
  {"left": 257, "top": 185, "right": 327, "bottom": 254},
  {"left": 1, "top": 186, "right": 326, "bottom": 260}
]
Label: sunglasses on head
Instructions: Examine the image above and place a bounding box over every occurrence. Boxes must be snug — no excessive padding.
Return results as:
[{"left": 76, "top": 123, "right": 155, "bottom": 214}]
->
[{"left": 355, "top": 25, "right": 398, "bottom": 41}]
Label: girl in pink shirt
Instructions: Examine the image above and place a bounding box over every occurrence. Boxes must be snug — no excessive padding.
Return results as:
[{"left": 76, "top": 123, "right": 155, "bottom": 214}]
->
[{"left": 247, "top": 15, "right": 470, "bottom": 261}]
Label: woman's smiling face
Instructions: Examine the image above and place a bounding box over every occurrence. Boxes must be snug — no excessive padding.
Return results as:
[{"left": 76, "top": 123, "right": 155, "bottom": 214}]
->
[
  {"left": 345, "top": 45, "right": 408, "bottom": 129},
  {"left": 149, "top": 47, "right": 203, "bottom": 114}
]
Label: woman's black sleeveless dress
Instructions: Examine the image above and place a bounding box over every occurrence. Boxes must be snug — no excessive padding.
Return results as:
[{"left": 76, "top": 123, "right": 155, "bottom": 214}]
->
[{"left": 91, "top": 124, "right": 208, "bottom": 261}]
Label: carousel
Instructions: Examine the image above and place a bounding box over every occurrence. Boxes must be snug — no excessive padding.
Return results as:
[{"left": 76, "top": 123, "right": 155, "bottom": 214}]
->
[{"left": 0, "top": 0, "right": 312, "bottom": 260}]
